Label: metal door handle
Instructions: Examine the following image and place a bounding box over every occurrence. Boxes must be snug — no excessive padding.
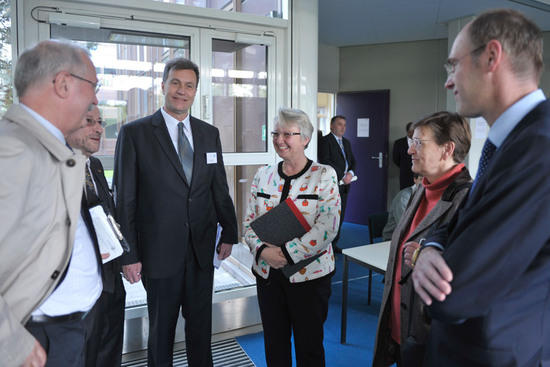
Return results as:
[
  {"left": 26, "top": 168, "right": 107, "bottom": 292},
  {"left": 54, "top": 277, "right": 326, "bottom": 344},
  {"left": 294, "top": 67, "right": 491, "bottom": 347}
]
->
[{"left": 370, "top": 152, "right": 383, "bottom": 168}]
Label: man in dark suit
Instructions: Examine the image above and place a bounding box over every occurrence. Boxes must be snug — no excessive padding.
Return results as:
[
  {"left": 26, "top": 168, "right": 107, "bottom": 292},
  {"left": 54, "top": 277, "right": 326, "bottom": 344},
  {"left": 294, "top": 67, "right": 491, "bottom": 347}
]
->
[
  {"left": 318, "top": 115, "right": 356, "bottom": 253},
  {"left": 392, "top": 122, "right": 414, "bottom": 189},
  {"left": 114, "top": 58, "right": 238, "bottom": 367},
  {"left": 410, "top": 9, "right": 550, "bottom": 366},
  {"left": 67, "top": 106, "right": 126, "bottom": 367}
]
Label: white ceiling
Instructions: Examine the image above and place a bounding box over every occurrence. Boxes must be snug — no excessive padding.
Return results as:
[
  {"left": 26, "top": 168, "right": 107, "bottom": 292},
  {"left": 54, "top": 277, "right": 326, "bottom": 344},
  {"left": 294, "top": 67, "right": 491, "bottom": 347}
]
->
[{"left": 318, "top": 0, "right": 550, "bottom": 47}]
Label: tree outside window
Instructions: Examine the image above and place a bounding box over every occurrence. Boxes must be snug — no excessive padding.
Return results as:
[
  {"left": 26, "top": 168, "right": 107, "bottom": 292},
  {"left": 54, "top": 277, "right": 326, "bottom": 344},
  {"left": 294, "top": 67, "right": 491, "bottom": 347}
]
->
[{"left": 0, "top": 0, "right": 12, "bottom": 115}]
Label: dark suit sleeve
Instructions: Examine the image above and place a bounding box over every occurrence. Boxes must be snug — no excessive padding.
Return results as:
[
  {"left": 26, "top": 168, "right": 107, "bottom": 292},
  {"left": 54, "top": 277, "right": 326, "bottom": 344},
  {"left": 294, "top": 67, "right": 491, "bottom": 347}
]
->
[
  {"left": 211, "top": 130, "right": 238, "bottom": 244},
  {"left": 428, "top": 135, "right": 550, "bottom": 322},
  {"left": 318, "top": 135, "right": 345, "bottom": 180},
  {"left": 317, "top": 135, "right": 330, "bottom": 165},
  {"left": 113, "top": 126, "right": 140, "bottom": 265},
  {"left": 392, "top": 139, "right": 400, "bottom": 167}
]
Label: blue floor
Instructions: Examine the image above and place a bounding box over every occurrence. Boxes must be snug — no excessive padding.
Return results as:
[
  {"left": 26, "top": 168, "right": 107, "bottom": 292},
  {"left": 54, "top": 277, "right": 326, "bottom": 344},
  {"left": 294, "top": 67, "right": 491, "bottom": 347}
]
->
[{"left": 237, "top": 222, "right": 385, "bottom": 366}]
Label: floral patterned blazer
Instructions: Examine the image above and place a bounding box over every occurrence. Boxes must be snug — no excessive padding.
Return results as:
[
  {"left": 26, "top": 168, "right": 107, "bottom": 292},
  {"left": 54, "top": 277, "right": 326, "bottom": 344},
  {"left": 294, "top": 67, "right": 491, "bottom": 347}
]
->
[{"left": 244, "top": 160, "right": 340, "bottom": 283}]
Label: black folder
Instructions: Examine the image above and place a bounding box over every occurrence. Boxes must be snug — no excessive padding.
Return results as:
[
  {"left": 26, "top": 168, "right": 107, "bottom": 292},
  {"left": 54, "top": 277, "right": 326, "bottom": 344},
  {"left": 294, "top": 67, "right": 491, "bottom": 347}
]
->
[{"left": 250, "top": 197, "right": 327, "bottom": 277}]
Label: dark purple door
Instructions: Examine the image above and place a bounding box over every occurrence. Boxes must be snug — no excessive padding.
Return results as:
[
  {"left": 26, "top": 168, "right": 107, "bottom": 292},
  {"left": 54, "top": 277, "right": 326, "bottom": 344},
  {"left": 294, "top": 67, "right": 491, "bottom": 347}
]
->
[{"left": 337, "top": 90, "right": 390, "bottom": 225}]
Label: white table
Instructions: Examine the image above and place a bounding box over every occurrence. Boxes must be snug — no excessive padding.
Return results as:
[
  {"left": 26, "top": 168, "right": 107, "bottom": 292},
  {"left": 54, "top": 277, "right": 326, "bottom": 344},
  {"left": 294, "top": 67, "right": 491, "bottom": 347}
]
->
[{"left": 340, "top": 241, "right": 390, "bottom": 344}]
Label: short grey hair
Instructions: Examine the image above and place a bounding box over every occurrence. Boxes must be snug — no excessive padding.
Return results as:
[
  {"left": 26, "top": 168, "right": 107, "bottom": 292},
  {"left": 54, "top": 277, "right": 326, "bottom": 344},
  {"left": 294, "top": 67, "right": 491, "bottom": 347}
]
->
[
  {"left": 14, "top": 40, "right": 90, "bottom": 97},
  {"left": 274, "top": 108, "right": 314, "bottom": 146}
]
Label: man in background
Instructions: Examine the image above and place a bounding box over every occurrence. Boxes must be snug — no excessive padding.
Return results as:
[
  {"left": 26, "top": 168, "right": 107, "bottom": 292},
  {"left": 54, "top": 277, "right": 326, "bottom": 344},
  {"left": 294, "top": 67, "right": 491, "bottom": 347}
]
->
[
  {"left": 411, "top": 9, "right": 550, "bottom": 366},
  {"left": 382, "top": 174, "right": 422, "bottom": 241},
  {"left": 392, "top": 122, "right": 414, "bottom": 190},
  {"left": 0, "top": 40, "right": 99, "bottom": 367},
  {"left": 114, "top": 57, "right": 238, "bottom": 366},
  {"left": 67, "top": 106, "right": 126, "bottom": 367},
  {"left": 319, "top": 115, "right": 356, "bottom": 253}
]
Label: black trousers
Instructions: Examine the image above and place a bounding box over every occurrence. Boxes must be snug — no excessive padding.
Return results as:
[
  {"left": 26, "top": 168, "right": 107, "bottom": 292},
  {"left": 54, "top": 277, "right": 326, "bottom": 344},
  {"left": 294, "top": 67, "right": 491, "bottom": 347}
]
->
[
  {"left": 142, "top": 249, "right": 214, "bottom": 367},
  {"left": 256, "top": 269, "right": 332, "bottom": 367},
  {"left": 26, "top": 313, "right": 91, "bottom": 367},
  {"left": 85, "top": 276, "right": 126, "bottom": 367},
  {"left": 333, "top": 186, "right": 349, "bottom": 246}
]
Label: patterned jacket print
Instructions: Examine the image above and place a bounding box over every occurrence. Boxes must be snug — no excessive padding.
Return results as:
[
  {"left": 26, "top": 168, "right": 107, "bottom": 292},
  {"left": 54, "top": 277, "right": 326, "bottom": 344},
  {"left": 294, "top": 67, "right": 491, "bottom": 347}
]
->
[{"left": 244, "top": 161, "right": 341, "bottom": 283}]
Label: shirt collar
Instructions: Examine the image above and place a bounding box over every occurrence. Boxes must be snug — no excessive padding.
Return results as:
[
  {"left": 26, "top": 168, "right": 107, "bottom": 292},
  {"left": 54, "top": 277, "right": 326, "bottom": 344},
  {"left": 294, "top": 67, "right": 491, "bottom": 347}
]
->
[
  {"left": 161, "top": 107, "right": 191, "bottom": 132},
  {"left": 488, "top": 89, "right": 546, "bottom": 148},
  {"left": 331, "top": 132, "right": 342, "bottom": 141},
  {"left": 20, "top": 103, "right": 66, "bottom": 144}
]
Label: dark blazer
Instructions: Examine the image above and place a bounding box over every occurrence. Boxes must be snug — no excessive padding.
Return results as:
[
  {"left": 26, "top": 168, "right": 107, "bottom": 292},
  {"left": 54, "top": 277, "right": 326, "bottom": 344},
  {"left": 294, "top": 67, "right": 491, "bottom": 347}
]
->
[
  {"left": 89, "top": 156, "right": 120, "bottom": 293},
  {"left": 113, "top": 110, "right": 238, "bottom": 279},
  {"left": 318, "top": 133, "right": 356, "bottom": 192},
  {"left": 372, "top": 167, "right": 471, "bottom": 367},
  {"left": 392, "top": 136, "right": 414, "bottom": 190},
  {"left": 425, "top": 99, "right": 550, "bottom": 367}
]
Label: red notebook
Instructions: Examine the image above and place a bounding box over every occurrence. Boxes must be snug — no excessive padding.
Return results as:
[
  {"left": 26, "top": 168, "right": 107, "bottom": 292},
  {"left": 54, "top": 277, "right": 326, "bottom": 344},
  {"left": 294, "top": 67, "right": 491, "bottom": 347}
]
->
[{"left": 250, "top": 197, "right": 327, "bottom": 277}]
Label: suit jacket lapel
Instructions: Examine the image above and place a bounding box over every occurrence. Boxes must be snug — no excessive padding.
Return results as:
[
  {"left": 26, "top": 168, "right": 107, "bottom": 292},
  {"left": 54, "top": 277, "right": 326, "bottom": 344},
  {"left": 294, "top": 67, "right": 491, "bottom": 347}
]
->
[
  {"left": 189, "top": 117, "right": 200, "bottom": 186},
  {"left": 90, "top": 159, "right": 109, "bottom": 201},
  {"left": 151, "top": 110, "right": 189, "bottom": 186},
  {"left": 406, "top": 199, "right": 453, "bottom": 241},
  {"left": 80, "top": 193, "right": 103, "bottom": 269},
  {"left": 330, "top": 134, "right": 346, "bottom": 161}
]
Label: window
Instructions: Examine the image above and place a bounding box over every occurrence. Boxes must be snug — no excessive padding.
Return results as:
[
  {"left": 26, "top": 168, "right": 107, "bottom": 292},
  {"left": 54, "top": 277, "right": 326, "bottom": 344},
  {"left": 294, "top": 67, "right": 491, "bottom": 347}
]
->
[{"left": 151, "top": 0, "right": 287, "bottom": 18}]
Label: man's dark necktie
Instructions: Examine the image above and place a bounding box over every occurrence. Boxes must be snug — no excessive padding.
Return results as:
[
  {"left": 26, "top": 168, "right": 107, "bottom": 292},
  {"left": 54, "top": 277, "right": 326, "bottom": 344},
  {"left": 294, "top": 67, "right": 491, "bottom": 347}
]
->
[
  {"left": 85, "top": 166, "right": 101, "bottom": 207},
  {"left": 178, "top": 122, "right": 194, "bottom": 184},
  {"left": 337, "top": 137, "right": 349, "bottom": 172},
  {"left": 471, "top": 138, "right": 497, "bottom": 194}
]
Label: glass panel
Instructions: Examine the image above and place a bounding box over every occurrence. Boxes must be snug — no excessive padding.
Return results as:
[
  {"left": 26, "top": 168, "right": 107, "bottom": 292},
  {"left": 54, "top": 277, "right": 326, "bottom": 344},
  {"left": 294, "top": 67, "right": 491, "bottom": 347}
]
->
[
  {"left": 213, "top": 164, "right": 264, "bottom": 292},
  {"left": 151, "top": 0, "right": 286, "bottom": 18},
  {"left": 212, "top": 39, "right": 268, "bottom": 153},
  {"left": 51, "top": 25, "right": 190, "bottom": 173},
  {"left": 0, "top": 1, "right": 12, "bottom": 115},
  {"left": 317, "top": 92, "right": 335, "bottom": 135}
]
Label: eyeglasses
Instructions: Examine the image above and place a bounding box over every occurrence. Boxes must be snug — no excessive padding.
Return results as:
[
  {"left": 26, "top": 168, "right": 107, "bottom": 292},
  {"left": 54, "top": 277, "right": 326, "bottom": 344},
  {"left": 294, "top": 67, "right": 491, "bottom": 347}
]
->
[
  {"left": 271, "top": 131, "right": 301, "bottom": 139},
  {"left": 85, "top": 117, "right": 105, "bottom": 127},
  {"left": 444, "top": 44, "right": 486, "bottom": 76},
  {"left": 70, "top": 73, "right": 101, "bottom": 93},
  {"left": 407, "top": 137, "right": 433, "bottom": 148}
]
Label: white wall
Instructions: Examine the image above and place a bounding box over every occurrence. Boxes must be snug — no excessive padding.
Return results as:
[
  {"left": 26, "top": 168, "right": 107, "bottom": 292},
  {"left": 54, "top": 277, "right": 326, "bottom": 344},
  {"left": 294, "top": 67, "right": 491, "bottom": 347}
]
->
[{"left": 339, "top": 39, "right": 448, "bottom": 202}]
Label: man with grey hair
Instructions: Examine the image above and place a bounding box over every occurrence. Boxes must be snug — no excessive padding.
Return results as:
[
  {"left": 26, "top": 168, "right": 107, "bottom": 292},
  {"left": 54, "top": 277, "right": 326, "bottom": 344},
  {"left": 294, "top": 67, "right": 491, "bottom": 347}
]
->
[{"left": 0, "top": 40, "right": 99, "bottom": 367}]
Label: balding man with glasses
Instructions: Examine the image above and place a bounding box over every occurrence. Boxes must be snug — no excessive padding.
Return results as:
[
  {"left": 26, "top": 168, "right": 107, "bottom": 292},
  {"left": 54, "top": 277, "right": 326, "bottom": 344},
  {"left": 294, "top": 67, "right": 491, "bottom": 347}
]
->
[
  {"left": 0, "top": 40, "right": 99, "bottom": 367},
  {"left": 67, "top": 106, "right": 126, "bottom": 367}
]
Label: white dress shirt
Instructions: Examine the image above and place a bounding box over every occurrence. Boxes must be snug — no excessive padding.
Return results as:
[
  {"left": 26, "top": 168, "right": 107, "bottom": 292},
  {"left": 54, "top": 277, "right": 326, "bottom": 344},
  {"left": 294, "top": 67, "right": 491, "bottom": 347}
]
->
[{"left": 161, "top": 107, "right": 194, "bottom": 152}]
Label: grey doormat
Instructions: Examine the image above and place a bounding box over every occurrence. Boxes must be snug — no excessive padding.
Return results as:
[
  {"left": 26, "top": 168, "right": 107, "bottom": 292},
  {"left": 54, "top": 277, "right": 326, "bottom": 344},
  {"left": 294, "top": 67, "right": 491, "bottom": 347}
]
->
[{"left": 121, "top": 338, "right": 256, "bottom": 367}]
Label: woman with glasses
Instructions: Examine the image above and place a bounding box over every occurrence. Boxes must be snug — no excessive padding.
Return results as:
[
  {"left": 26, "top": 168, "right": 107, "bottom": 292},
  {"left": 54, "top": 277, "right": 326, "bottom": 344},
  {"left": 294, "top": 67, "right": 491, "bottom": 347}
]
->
[
  {"left": 372, "top": 111, "right": 472, "bottom": 367},
  {"left": 243, "top": 108, "right": 340, "bottom": 367}
]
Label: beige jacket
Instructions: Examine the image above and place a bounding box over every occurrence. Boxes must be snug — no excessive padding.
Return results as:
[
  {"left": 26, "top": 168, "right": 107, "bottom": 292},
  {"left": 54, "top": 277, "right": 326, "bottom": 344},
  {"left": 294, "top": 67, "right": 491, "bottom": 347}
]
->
[{"left": 0, "top": 104, "right": 85, "bottom": 366}]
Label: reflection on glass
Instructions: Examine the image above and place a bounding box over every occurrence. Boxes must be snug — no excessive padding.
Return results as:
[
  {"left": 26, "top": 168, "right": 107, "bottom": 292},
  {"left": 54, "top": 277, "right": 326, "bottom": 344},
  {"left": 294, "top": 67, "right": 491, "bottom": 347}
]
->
[
  {"left": 212, "top": 164, "right": 263, "bottom": 292},
  {"left": 317, "top": 92, "right": 335, "bottom": 135},
  {"left": 212, "top": 39, "right": 268, "bottom": 153},
  {"left": 51, "top": 25, "right": 190, "bottom": 163},
  {"left": 150, "top": 0, "right": 286, "bottom": 18}
]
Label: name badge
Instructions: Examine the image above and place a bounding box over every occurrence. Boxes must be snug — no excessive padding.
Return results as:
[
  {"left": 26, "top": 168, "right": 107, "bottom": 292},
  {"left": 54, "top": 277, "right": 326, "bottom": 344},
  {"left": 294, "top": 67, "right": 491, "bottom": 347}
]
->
[{"left": 206, "top": 152, "right": 217, "bottom": 164}]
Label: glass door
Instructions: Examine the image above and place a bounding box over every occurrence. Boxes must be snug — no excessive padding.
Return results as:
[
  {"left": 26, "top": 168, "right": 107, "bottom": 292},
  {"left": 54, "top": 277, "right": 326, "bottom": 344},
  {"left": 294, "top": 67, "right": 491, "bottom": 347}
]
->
[{"left": 200, "top": 30, "right": 278, "bottom": 293}]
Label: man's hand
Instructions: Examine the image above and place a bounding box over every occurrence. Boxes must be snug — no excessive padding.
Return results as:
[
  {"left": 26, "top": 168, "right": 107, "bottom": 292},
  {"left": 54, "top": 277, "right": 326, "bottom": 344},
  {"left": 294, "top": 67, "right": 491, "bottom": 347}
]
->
[
  {"left": 342, "top": 172, "right": 353, "bottom": 185},
  {"left": 101, "top": 252, "right": 110, "bottom": 260},
  {"left": 122, "top": 262, "right": 142, "bottom": 283},
  {"left": 217, "top": 242, "right": 233, "bottom": 260},
  {"left": 22, "top": 340, "right": 46, "bottom": 367},
  {"left": 261, "top": 246, "right": 288, "bottom": 269},
  {"left": 412, "top": 247, "right": 453, "bottom": 305},
  {"left": 402, "top": 241, "right": 420, "bottom": 268}
]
